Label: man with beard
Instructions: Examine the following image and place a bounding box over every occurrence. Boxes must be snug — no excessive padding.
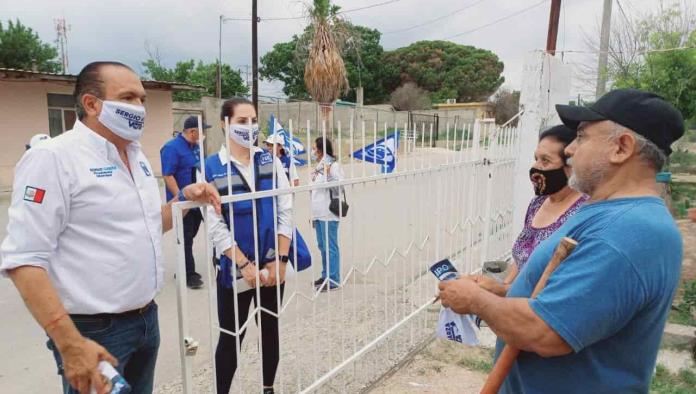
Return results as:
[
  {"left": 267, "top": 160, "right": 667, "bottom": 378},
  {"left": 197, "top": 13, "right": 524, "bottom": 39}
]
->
[{"left": 438, "top": 89, "right": 684, "bottom": 393}]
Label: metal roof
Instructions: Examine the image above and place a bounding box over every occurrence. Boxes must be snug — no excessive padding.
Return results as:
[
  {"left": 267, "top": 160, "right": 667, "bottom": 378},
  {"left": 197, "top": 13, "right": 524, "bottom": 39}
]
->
[{"left": 0, "top": 67, "right": 206, "bottom": 92}]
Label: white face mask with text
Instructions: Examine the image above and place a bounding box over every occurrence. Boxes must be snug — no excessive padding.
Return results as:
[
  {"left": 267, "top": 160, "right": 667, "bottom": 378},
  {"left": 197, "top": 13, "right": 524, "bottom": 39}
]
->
[
  {"left": 228, "top": 123, "right": 260, "bottom": 146},
  {"left": 98, "top": 99, "right": 146, "bottom": 141}
]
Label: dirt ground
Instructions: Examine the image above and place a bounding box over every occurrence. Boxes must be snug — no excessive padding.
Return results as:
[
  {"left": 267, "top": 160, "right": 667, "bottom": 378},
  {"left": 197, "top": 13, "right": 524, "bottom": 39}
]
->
[
  {"left": 369, "top": 339, "right": 490, "bottom": 394},
  {"left": 371, "top": 220, "right": 696, "bottom": 393}
]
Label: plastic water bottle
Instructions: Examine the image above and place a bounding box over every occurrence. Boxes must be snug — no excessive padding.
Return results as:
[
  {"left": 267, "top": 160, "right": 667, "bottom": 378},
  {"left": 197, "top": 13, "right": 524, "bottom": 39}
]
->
[{"left": 90, "top": 361, "right": 131, "bottom": 394}]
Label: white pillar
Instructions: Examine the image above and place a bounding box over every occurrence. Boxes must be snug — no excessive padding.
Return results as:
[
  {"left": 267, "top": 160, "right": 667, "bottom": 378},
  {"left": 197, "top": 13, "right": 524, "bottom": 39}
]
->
[{"left": 512, "top": 52, "right": 572, "bottom": 238}]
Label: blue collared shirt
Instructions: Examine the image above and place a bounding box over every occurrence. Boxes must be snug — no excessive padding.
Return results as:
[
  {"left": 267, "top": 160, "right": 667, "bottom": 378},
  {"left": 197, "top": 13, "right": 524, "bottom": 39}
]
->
[{"left": 160, "top": 133, "right": 200, "bottom": 200}]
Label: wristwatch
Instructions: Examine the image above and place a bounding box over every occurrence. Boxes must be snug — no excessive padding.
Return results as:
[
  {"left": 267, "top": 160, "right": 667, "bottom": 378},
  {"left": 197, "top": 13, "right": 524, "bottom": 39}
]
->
[{"left": 279, "top": 255, "right": 289, "bottom": 263}]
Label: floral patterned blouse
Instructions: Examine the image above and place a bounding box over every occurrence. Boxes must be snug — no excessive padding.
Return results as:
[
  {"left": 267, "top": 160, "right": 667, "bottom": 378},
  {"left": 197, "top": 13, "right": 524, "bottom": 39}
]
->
[{"left": 511, "top": 194, "right": 589, "bottom": 270}]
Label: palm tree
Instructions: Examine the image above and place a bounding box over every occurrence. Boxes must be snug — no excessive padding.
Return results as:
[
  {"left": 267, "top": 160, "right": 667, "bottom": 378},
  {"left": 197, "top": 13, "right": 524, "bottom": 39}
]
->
[{"left": 303, "top": 0, "right": 349, "bottom": 121}]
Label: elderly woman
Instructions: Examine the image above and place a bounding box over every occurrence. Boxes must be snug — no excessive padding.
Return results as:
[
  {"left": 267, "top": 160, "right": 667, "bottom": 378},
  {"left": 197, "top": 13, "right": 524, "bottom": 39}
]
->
[{"left": 475, "top": 125, "right": 588, "bottom": 295}]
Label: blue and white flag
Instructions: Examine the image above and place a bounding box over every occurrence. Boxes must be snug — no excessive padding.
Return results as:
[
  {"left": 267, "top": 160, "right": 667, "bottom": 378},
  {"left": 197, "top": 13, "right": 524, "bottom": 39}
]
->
[
  {"left": 268, "top": 114, "right": 307, "bottom": 166},
  {"left": 351, "top": 132, "right": 400, "bottom": 173}
]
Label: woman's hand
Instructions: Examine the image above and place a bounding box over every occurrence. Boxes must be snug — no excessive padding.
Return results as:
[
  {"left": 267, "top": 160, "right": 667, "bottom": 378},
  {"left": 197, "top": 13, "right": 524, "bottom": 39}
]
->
[
  {"left": 469, "top": 274, "right": 508, "bottom": 297},
  {"left": 240, "top": 263, "right": 259, "bottom": 288},
  {"left": 263, "top": 262, "right": 286, "bottom": 287}
]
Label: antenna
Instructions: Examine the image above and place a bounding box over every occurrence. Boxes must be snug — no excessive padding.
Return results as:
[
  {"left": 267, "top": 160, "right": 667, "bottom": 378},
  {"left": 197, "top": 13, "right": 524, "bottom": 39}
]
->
[{"left": 54, "top": 17, "right": 70, "bottom": 74}]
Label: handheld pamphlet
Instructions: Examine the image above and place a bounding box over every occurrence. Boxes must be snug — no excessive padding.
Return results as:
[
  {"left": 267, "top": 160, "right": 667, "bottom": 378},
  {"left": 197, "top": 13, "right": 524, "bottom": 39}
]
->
[{"left": 430, "top": 259, "right": 480, "bottom": 346}]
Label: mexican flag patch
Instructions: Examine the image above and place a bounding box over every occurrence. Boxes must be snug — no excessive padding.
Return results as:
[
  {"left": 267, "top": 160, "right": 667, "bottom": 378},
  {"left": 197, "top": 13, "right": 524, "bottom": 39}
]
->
[{"left": 23, "top": 186, "right": 46, "bottom": 204}]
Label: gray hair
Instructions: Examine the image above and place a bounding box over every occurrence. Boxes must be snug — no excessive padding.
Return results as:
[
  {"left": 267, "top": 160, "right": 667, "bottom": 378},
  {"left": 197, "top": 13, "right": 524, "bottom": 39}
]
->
[{"left": 607, "top": 122, "right": 666, "bottom": 172}]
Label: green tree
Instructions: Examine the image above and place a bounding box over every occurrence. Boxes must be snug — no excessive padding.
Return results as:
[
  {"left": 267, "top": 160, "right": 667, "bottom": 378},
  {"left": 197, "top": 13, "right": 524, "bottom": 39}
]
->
[
  {"left": 382, "top": 40, "right": 505, "bottom": 103},
  {"left": 593, "top": 1, "right": 696, "bottom": 121},
  {"left": 612, "top": 5, "right": 696, "bottom": 120},
  {"left": 260, "top": 22, "right": 389, "bottom": 104},
  {"left": 142, "top": 59, "right": 248, "bottom": 101},
  {"left": 0, "top": 19, "right": 59, "bottom": 72}
]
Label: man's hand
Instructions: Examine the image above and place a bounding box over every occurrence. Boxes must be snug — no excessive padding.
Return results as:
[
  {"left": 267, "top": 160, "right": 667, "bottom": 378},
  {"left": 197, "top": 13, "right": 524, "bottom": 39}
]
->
[
  {"left": 263, "top": 261, "right": 286, "bottom": 287},
  {"left": 438, "top": 277, "right": 481, "bottom": 315},
  {"left": 59, "top": 337, "right": 118, "bottom": 394},
  {"left": 182, "top": 183, "right": 221, "bottom": 214}
]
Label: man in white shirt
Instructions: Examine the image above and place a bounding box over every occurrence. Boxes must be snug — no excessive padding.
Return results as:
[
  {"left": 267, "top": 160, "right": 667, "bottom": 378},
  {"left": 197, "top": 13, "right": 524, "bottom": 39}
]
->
[{"left": 0, "top": 61, "right": 220, "bottom": 394}]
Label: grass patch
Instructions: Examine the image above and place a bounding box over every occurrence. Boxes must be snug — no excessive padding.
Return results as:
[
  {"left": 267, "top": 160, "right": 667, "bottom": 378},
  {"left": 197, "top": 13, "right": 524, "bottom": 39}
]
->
[
  {"left": 456, "top": 356, "right": 493, "bottom": 373},
  {"left": 456, "top": 349, "right": 495, "bottom": 373},
  {"left": 671, "top": 182, "right": 696, "bottom": 219},
  {"left": 669, "top": 149, "right": 696, "bottom": 175},
  {"left": 684, "top": 129, "right": 696, "bottom": 144},
  {"left": 669, "top": 280, "right": 696, "bottom": 326},
  {"left": 650, "top": 364, "right": 696, "bottom": 393}
]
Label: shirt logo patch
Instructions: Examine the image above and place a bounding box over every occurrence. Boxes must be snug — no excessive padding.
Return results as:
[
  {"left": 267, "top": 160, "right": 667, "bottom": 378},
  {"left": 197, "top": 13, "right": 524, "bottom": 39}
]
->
[
  {"left": 23, "top": 186, "right": 46, "bottom": 204},
  {"left": 259, "top": 154, "right": 273, "bottom": 165},
  {"left": 139, "top": 161, "right": 151, "bottom": 177},
  {"left": 90, "top": 166, "right": 117, "bottom": 178}
]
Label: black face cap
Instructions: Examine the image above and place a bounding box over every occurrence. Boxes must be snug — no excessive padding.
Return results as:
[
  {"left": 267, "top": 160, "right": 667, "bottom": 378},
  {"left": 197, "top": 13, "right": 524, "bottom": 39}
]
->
[{"left": 555, "top": 88, "right": 685, "bottom": 156}]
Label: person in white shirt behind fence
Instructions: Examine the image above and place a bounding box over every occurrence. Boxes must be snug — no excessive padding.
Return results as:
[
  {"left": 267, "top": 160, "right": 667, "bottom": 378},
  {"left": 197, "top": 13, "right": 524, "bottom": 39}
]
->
[
  {"left": 0, "top": 61, "right": 220, "bottom": 394},
  {"left": 310, "top": 137, "right": 345, "bottom": 292}
]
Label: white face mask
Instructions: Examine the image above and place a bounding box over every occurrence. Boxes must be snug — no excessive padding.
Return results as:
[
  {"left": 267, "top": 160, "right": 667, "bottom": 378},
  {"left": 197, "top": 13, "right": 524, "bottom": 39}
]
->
[
  {"left": 98, "top": 100, "right": 146, "bottom": 141},
  {"left": 228, "top": 123, "right": 259, "bottom": 146}
]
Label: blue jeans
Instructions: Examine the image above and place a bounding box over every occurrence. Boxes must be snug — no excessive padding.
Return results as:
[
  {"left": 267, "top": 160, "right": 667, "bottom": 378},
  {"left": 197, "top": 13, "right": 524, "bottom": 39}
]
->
[
  {"left": 47, "top": 302, "right": 160, "bottom": 394},
  {"left": 314, "top": 220, "right": 340, "bottom": 284}
]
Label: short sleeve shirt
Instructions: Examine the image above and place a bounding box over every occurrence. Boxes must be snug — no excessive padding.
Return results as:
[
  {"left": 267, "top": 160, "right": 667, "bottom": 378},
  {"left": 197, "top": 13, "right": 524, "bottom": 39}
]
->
[
  {"left": 497, "top": 197, "right": 682, "bottom": 393},
  {"left": 160, "top": 133, "right": 200, "bottom": 200}
]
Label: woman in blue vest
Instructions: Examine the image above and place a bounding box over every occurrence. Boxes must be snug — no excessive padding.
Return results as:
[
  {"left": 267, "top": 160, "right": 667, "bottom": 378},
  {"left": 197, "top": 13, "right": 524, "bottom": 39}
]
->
[
  {"left": 204, "top": 98, "right": 308, "bottom": 394},
  {"left": 310, "top": 137, "right": 344, "bottom": 292},
  {"left": 264, "top": 134, "right": 300, "bottom": 186}
]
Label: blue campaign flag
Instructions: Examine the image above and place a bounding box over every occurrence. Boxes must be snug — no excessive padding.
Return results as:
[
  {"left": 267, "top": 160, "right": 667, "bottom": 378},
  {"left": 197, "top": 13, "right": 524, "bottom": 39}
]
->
[
  {"left": 351, "top": 131, "right": 400, "bottom": 173},
  {"left": 268, "top": 114, "right": 307, "bottom": 166}
]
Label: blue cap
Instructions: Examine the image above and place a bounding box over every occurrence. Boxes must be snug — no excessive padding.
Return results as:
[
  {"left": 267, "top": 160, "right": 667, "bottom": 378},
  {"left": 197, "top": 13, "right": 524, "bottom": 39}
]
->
[{"left": 183, "top": 116, "right": 211, "bottom": 131}]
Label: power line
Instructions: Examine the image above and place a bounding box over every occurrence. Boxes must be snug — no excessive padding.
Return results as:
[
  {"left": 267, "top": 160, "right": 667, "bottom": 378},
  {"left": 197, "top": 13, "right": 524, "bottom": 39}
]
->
[
  {"left": 441, "top": 0, "right": 549, "bottom": 41},
  {"left": 553, "top": 46, "right": 696, "bottom": 55},
  {"left": 615, "top": 0, "right": 631, "bottom": 24},
  {"left": 230, "top": 0, "right": 407, "bottom": 22},
  {"left": 338, "top": 0, "right": 405, "bottom": 14},
  {"left": 383, "top": 0, "right": 487, "bottom": 34}
]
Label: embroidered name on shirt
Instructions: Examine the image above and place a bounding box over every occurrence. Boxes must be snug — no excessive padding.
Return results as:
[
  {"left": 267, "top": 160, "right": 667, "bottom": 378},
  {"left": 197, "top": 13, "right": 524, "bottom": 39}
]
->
[
  {"left": 90, "top": 165, "right": 117, "bottom": 178},
  {"left": 139, "top": 161, "right": 151, "bottom": 177},
  {"left": 23, "top": 186, "right": 46, "bottom": 204}
]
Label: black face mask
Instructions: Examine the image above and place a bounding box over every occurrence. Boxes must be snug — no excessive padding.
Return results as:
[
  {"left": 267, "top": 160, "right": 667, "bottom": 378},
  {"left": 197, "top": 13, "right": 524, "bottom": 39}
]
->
[{"left": 529, "top": 167, "right": 568, "bottom": 196}]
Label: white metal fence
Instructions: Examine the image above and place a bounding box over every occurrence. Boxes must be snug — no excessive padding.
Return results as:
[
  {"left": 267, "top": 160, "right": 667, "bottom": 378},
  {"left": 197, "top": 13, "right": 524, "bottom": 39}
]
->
[{"left": 171, "top": 116, "right": 520, "bottom": 393}]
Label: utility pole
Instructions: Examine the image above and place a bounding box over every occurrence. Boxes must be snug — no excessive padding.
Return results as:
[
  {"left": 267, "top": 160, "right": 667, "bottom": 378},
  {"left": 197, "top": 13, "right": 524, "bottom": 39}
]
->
[
  {"left": 251, "top": 0, "right": 259, "bottom": 112},
  {"left": 545, "top": 0, "right": 562, "bottom": 55},
  {"left": 217, "top": 14, "right": 223, "bottom": 98},
  {"left": 596, "top": 0, "right": 613, "bottom": 98}
]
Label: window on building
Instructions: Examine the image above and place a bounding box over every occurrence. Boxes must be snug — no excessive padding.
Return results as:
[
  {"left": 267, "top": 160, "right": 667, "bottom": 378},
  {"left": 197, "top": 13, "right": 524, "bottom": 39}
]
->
[{"left": 47, "top": 93, "right": 77, "bottom": 137}]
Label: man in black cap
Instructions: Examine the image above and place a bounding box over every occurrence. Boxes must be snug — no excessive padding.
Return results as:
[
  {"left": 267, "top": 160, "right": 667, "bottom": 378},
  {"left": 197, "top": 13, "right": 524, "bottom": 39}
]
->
[
  {"left": 439, "top": 89, "right": 684, "bottom": 393},
  {"left": 161, "top": 115, "right": 211, "bottom": 288}
]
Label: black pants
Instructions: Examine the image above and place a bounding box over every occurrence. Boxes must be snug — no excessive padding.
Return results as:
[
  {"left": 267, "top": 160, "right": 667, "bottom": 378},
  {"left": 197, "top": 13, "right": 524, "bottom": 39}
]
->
[
  {"left": 216, "top": 280, "right": 284, "bottom": 393},
  {"left": 183, "top": 209, "right": 202, "bottom": 277}
]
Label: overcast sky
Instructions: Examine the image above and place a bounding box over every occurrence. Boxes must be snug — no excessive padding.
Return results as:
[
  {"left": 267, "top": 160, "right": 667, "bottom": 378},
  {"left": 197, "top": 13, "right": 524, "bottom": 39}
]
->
[{"left": 2, "top": 0, "right": 658, "bottom": 100}]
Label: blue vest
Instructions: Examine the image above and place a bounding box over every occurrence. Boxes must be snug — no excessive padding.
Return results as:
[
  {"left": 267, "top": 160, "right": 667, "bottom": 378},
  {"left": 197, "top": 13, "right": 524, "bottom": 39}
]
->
[{"left": 205, "top": 150, "right": 311, "bottom": 288}]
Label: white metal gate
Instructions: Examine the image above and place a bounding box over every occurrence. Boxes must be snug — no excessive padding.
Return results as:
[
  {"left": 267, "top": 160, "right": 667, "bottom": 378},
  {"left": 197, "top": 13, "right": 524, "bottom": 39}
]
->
[{"left": 170, "top": 115, "right": 520, "bottom": 393}]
